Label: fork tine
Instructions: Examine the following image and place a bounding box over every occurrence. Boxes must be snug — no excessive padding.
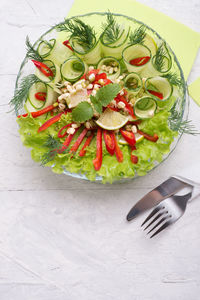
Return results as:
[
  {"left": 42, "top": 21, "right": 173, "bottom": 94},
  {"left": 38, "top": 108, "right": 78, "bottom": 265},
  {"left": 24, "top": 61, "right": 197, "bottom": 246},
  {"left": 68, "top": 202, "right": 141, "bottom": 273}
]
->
[
  {"left": 143, "top": 211, "right": 166, "bottom": 231},
  {"left": 141, "top": 205, "right": 162, "bottom": 227},
  {"left": 150, "top": 220, "right": 171, "bottom": 238},
  {"left": 147, "top": 215, "right": 169, "bottom": 234}
]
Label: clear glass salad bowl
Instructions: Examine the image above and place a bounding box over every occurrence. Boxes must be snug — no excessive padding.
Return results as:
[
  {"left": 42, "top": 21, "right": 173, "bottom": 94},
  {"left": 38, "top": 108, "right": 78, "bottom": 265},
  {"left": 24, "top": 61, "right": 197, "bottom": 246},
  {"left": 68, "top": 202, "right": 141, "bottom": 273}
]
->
[{"left": 15, "top": 12, "right": 188, "bottom": 183}]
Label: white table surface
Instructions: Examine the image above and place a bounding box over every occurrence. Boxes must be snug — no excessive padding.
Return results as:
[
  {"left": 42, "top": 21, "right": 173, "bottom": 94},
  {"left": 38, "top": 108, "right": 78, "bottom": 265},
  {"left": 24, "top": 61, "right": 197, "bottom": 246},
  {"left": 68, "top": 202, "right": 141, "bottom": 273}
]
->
[{"left": 0, "top": 0, "right": 200, "bottom": 299}]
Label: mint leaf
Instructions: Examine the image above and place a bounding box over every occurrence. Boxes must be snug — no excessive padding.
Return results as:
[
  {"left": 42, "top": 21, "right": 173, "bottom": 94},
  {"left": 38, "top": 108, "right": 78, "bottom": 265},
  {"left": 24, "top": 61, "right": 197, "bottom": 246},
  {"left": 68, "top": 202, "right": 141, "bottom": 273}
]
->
[
  {"left": 90, "top": 95, "right": 102, "bottom": 114},
  {"left": 72, "top": 102, "right": 94, "bottom": 122},
  {"left": 96, "top": 83, "right": 121, "bottom": 106}
]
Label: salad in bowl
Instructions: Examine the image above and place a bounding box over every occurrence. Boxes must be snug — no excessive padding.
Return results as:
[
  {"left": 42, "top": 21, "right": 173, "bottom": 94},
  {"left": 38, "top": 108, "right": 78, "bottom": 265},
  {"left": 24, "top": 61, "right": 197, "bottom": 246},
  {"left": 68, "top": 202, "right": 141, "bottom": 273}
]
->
[{"left": 12, "top": 12, "right": 189, "bottom": 183}]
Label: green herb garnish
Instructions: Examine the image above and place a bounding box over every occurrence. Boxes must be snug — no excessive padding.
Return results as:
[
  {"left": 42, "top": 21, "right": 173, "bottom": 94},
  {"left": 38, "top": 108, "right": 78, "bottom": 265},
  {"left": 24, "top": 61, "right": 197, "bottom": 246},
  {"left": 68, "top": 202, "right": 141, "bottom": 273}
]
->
[
  {"left": 41, "top": 135, "right": 62, "bottom": 165},
  {"left": 72, "top": 102, "right": 94, "bottom": 122},
  {"left": 153, "top": 43, "right": 171, "bottom": 72},
  {"left": 129, "top": 25, "right": 146, "bottom": 45},
  {"left": 163, "top": 72, "right": 183, "bottom": 87},
  {"left": 101, "top": 12, "right": 121, "bottom": 44},
  {"left": 26, "top": 36, "right": 43, "bottom": 61}
]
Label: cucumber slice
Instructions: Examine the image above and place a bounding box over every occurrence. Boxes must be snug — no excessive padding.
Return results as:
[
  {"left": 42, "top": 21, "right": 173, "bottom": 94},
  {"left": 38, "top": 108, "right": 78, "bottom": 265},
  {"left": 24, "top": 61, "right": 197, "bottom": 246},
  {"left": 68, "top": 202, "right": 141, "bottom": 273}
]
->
[
  {"left": 124, "top": 72, "right": 142, "bottom": 95},
  {"left": 143, "top": 34, "right": 157, "bottom": 56},
  {"left": 60, "top": 56, "right": 85, "bottom": 82},
  {"left": 101, "top": 26, "right": 130, "bottom": 59},
  {"left": 35, "top": 59, "right": 56, "bottom": 83},
  {"left": 97, "top": 56, "right": 121, "bottom": 80},
  {"left": 70, "top": 38, "right": 102, "bottom": 65},
  {"left": 145, "top": 76, "right": 173, "bottom": 102},
  {"left": 122, "top": 44, "right": 151, "bottom": 74},
  {"left": 28, "top": 82, "right": 47, "bottom": 109},
  {"left": 134, "top": 97, "right": 157, "bottom": 119},
  {"left": 38, "top": 39, "right": 72, "bottom": 66}
]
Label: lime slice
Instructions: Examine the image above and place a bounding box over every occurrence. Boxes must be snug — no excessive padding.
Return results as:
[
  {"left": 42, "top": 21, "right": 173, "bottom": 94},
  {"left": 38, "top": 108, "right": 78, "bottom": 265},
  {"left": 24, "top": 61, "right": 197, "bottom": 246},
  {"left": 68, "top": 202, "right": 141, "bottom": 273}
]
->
[
  {"left": 143, "top": 34, "right": 157, "bottom": 56},
  {"left": 119, "top": 133, "right": 144, "bottom": 145},
  {"left": 96, "top": 108, "right": 129, "bottom": 130}
]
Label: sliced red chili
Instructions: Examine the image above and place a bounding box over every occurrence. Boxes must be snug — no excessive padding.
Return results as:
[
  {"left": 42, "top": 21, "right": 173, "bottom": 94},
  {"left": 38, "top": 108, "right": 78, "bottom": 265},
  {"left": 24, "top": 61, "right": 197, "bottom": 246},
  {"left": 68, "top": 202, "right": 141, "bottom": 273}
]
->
[
  {"left": 17, "top": 103, "right": 58, "bottom": 118},
  {"left": 63, "top": 40, "right": 73, "bottom": 51},
  {"left": 115, "top": 95, "right": 136, "bottom": 119},
  {"left": 79, "top": 132, "right": 94, "bottom": 157},
  {"left": 70, "top": 128, "right": 88, "bottom": 153},
  {"left": 32, "top": 60, "right": 54, "bottom": 77},
  {"left": 107, "top": 105, "right": 120, "bottom": 112},
  {"left": 38, "top": 112, "right": 63, "bottom": 132},
  {"left": 35, "top": 92, "right": 47, "bottom": 101},
  {"left": 103, "top": 130, "right": 115, "bottom": 156},
  {"left": 120, "top": 129, "right": 136, "bottom": 147},
  {"left": 57, "top": 123, "right": 74, "bottom": 138},
  {"left": 59, "top": 128, "right": 79, "bottom": 153},
  {"left": 129, "top": 56, "right": 150, "bottom": 66},
  {"left": 103, "top": 78, "right": 112, "bottom": 86},
  {"left": 137, "top": 129, "right": 159, "bottom": 142},
  {"left": 93, "top": 128, "right": 103, "bottom": 171},
  {"left": 147, "top": 89, "right": 163, "bottom": 100},
  {"left": 113, "top": 133, "right": 123, "bottom": 162}
]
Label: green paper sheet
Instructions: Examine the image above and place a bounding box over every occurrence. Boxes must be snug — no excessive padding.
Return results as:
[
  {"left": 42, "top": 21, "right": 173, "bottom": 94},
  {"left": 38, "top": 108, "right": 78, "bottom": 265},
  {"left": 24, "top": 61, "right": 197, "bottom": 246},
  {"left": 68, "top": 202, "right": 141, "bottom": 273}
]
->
[
  {"left": 67, "top": 0, "right": 200, "bottom": 104},
  {"left": 67, "top": 0, "right": 200, "bottom": 80},
  {"left": 189, "top": 77, "right": 200, "bottom": 106}
]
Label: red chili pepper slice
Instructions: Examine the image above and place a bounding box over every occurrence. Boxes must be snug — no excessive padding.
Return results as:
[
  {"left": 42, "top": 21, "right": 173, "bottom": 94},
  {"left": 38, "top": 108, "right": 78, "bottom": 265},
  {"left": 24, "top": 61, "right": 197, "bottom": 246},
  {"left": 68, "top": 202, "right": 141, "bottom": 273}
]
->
[
  {"left": 147, "top": 89, "right": 163, "bottom": 100},
  {"left": 137, "top": 129, "right": 159, "bottom": 142},
  {"left": 63, "top": 40, "right": 73, "bottom": 51},
  {"left": 131, "top": 146, "right": 138, "bottom": 164},
  {"left": 106, "top": 105, "right": 120, "bottom": 112},
  {"left": 129, "top": 56, "right": 150, "bottom": 66},
  {"left": 79, "top": 132, "right": 94, "bottom": 157},
  {"left": 32, "top": 60, "right": 54, "bottom": 77},
  {"left": 81, "top": 69, "right": 100, "bottom": 80},
  {"left": 94, "top": 72, "right": 107, "bottom": 83},
  {"left": 38, "top": 112, "right": 63, "bottom": 132},
  {"left": 70, "top": 128, "right": 88, "bottom": 153},
  {"left": 115, "top": 95, "right": 136, "bottom": 119},
  {"left": 93, "top": 128, "right": 103, "bottom": 171},
  {"left": 35, "top": 92, "right": 47, "bottom": 101},
  {"left": 17, "top": 103, "right": 59, "bottom": 118},
  {"left": 57, "top": 123, "right": 74, "bottom": 138},
  {"left": 113, "top": 133, "right": 123, "bottom": 162},
  {"left": 120, "top": 129, "right": 136, "bottom": 147},
  {"left": 103, "top": 130, "right": 115, "bottom": 156},
  {"left": 59, "top": 128, "right": 79, "bottom": 153},
  {"left": 103, "top": 78, "right": 112, "bottom": 86}
]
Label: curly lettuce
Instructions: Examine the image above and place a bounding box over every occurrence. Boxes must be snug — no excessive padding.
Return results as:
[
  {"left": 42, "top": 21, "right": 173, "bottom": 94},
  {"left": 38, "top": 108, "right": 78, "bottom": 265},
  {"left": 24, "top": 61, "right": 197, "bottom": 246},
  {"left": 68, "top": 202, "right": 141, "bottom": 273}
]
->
[{"left": 17, "top": 111, "right": 177, "bottom": 183}]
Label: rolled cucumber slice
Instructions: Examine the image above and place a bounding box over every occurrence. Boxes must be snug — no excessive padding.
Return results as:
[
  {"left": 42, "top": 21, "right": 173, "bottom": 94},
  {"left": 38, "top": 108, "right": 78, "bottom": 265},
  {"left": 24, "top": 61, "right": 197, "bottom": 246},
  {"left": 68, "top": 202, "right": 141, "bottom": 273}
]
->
[
  {"left": 70, "top": 38, "right": 102, "bottom": 65},
  {"left": 37, "top": 39, "right": 72, "bottom": 66},
  {"left": 152, "top": 42, "right": 172, "bottom": 73},
  {"left": 28, "top": 82, "right": 47, "bottom": 110},
  {"left": 124, "top": 72, "right": 142, "bottom": 95},
  {"left": 97, "top": 56, "right": 121, "bottom": 81},
  {"left": 100, "top": 26, "right": 130, "bottom": 59},
  {"left": 134, "top": 97, "right": 157, "bottom": 119},
  {"left": 122, "top": 44, "right": 151, "bottom": 74},
  {"left": 60, "top": 56, "right": 85, "bottom": 82},
  {"left": 143, "top": 34, "right": 157, "bottom": 56},
  {"left": 145, "top": 76, "right": 173, "bottom": 102}
]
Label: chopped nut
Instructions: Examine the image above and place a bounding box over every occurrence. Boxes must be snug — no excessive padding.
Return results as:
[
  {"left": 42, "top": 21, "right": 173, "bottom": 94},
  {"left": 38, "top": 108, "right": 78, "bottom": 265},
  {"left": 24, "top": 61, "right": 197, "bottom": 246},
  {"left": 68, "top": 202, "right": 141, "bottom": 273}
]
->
[
  {"left": 87, "top": 83, "right": 93, "bottom": 89},
  {"left": 98, "top": 79, "right": 104, "bottom": 85},
  {"left": 101, "top": 65, "right": 106, "bottom": 71},
  {"left": 88, "top": 73, "right": 95, "bottom": 82},
  {"left": 67, "top": 127, "right": 75, "bottom": 135},
  {"left": 58, "top": 103, "right": 66, "bottom": 111},
  {"left": 72, "top": 123, "right": 80, "bottom": 129},
  {"left": 58, "top": 94, "right": 65, "bottom": 102},
  {"left": 91, "top": 90, "right": 97, "bottom": 96},
  {"left": 85, "top": 121, "right": 92, "bottom": 129},
  {"left": 94, "top": 84, "right": 100, "bottom": 90},
  {"left": 131, "top": 125, "right": 137, "bottom": 133},
  {"left": 120, "top": 90, "right": 124, "bottom": 96},
  {"left": 109, "top": 67, "right": 114, "bottom": 74},
  {"left": 110, "top": 100, "right": 117, "bottom": 107},
  {"left": 115, "top": 79, "right": 120, "bottom": 84},
  {"left": 75, "top": 84, "right": 82, "bottom": 91},
  {"left": 125, "top": 125, "right": 132, "bottom": 131},
  {"left": 89, "top": 66, "right": 94, "bottom": 71},
  {"left": 118, "top": 101, "right": 126, "bottom": 109},
  {"left": 64, "top": 81, "right": 71, "bottom": 87},
  {"left": 67, "top": 85, "right": 73, "bottom": 93},
  {"left": 114, "top": 67, "right": 118, "bottom": 72},
  {"left": 118, "top": 75, "right": 124, "bottom": 80},
  {"left": 71, "top": 88, "right": 76, "bottom": 94}
]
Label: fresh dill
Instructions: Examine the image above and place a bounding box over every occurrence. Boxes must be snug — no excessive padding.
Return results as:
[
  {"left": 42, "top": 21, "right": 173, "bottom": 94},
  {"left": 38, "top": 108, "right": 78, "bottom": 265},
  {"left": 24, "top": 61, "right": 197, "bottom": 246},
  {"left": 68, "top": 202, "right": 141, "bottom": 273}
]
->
[
  {"left": 163, "top": 72, "right": 183, "bottom": 87},
  {"left": 101, "top": 12, "right": 121, "bottom": 44},
  {"left": 41, "top": 39, "right": 54, "bottom": 50},
  {"left": 169, "top": 101, "right": 199, "bottom": 135},
  {"left": 26, "top": 36, "right": 43, "bottom": 61},
  {"left": 129, "top": 25, "right": 146, "bottom": 45},
  {"left": 41, "top": 135, "right": 62, "bottom": 165},
  {"left": 56, "top": 18, "right": 96, "bottom": 50},
  {"left": 153, "top": 43, "right": 171, "bottom": 72},
  {"left": 10, "top": 74, "right": 40, "bottom": 112}
]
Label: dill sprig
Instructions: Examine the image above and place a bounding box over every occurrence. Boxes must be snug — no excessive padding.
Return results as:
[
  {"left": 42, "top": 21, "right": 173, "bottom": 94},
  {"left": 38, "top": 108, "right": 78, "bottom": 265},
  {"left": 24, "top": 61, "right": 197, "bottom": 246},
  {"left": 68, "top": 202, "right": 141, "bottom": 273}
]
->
[
  {"left": 169, "top": 101, "right": 199, "bottom": 135},
  {"left": 102, "top": 12, "right": 121, "bottom": 44},
  {"left": 129, "top": 25, "right": 146, "bottom": 45},
  {"left": 56, "top": 18, "right": 96, "bottom": 50},
  {"left": 41, "top": 135, "right": 62, "bottom": 165},
  {"left": 163, "top": 72, "right": 183, "bottom": 87},
  {"left": 153, "top": 43, "right": 171, "bottom": 72},
  {"left": 26, "top": 36, "right": 43, "bottom": 61},
  {"left": 10, "top": 74, "right": 40, "bottom": 112},
  {"left": 41, "top": 39, "right": 54, "bottom": 50}
]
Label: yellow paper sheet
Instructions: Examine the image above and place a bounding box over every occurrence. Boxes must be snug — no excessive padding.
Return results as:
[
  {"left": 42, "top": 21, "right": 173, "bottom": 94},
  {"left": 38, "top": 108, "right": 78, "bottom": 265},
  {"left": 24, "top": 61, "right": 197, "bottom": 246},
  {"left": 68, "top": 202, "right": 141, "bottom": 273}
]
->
[
  {"left": 188, "top": 77, "right": 200, "bottom": 106},
  {"left": 67, "top": 0, "right": 200, "bottom": 80}
]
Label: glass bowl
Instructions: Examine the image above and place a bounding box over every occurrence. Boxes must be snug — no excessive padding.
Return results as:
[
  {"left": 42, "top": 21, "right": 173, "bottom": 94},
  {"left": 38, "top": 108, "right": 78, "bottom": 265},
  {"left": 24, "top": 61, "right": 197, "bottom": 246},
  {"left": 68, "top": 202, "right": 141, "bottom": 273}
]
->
[{"left": 15, "top": 12, "right": 188, "bottom": 183}]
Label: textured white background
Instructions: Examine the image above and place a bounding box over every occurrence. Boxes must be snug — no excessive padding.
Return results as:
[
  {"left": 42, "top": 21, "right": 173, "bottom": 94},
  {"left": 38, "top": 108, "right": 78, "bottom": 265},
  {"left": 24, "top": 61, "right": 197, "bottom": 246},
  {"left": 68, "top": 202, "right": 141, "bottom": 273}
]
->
[{"left": 0, "top": 0, "right": 200, "bottom": 299}]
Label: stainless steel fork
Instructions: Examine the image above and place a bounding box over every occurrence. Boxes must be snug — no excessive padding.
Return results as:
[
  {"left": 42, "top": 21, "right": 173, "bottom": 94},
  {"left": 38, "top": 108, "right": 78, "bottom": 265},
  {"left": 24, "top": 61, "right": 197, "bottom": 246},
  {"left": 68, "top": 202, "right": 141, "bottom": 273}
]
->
[{"left": 141, "top": 177, "right": 200, "bottom": 238}]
